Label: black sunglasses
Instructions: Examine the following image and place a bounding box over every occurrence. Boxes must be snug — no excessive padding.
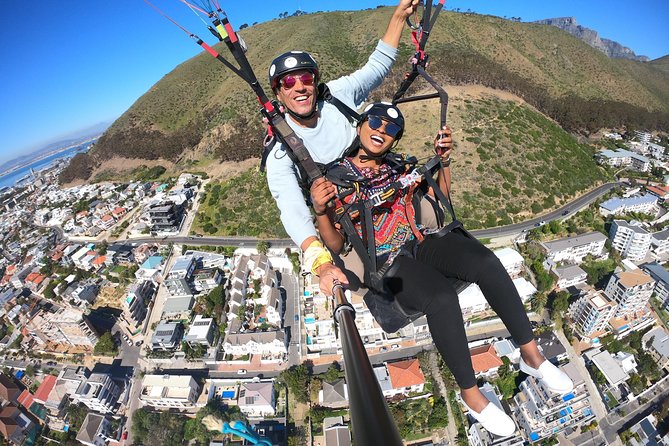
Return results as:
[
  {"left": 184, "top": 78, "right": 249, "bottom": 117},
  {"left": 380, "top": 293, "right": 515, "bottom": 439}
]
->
[{"left": 367, "top": 115, "right": 402, "bottom": 138}]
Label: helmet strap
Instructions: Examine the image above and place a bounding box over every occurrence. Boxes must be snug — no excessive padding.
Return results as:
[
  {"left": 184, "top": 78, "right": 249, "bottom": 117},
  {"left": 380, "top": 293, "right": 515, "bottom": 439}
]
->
[{"left": 284, "top": 101, "right": 319, "bottom": 121}]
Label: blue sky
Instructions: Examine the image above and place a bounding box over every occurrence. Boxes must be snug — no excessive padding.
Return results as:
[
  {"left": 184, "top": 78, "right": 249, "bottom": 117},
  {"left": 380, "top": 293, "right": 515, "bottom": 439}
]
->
[{"left": 0, "top": 0, "right": 667, "bottom": 165}]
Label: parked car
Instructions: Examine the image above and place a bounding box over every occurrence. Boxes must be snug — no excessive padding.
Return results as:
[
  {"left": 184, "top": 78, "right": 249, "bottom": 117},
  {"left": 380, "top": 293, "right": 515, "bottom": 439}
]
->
[
  {"left": 121, "top": 431, "right": 128, "bottom": 440},
  {"left": 135, "top": 340, "right": 143, "bottom": 347},
  {"left": 237, "top": 369, "right": 247, "bottom": 375},
  {"left": 391, "top": 344, "right": 400, "bottom": 350}
]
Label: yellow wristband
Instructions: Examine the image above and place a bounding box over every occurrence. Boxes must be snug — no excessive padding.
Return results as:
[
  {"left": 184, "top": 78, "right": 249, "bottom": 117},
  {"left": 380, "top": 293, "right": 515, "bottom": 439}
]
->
[
  {"left": 303, "top": 240, "right": 333, "bottom": 275},
  {"left": 311, "top": 250, "right": 334, "bottom": 276}
]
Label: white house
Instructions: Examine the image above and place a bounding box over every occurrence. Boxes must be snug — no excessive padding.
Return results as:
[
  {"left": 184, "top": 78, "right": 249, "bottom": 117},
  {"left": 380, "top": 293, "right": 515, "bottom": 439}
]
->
[{"left": 238, "top": 381, "right": 276, "bottom": 417}]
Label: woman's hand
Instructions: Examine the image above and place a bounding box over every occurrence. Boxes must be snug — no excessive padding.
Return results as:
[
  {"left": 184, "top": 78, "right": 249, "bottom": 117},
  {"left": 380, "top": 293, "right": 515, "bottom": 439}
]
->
[
  {"left": 310, "top": 177, "right": 336, "bottom": 215},
  {"left": 434, "top": 125, "right": 453, "bottom": 165}
]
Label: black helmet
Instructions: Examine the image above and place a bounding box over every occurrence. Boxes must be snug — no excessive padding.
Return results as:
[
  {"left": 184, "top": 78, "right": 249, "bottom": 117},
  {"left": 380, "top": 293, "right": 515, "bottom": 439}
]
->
[
  {"left": 360, "top": 102, "right": 405, "bottom": 140},
  {"left": 268, "top": 51, "right": 319, "bottom": 90}
]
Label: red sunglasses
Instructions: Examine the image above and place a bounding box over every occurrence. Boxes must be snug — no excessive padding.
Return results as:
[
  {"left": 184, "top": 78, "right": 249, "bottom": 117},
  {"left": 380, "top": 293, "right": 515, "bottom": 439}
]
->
[{"left": 280, "top": 72, "right": 316, "bottom": 89}]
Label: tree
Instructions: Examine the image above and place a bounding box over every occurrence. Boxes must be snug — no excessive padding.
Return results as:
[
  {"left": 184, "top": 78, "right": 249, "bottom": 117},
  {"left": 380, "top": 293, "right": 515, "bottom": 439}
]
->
[
  {"left": 628, "top": 373, "right": 646, "bottom": 395},
  {"left": 321, "top": 362, "right": 342, "bottom": 382},
  {"left": 279, "top": 363, "right": 311, "bottom": 403},
  {"left": 256, "top": 240, "right": 270, "bottom": 255},
  {"left": 25, "top": 364, "right": 35, "bottom": 377},
  {"left": 94, "top": 332, "right": 118, "bottom": 356}
]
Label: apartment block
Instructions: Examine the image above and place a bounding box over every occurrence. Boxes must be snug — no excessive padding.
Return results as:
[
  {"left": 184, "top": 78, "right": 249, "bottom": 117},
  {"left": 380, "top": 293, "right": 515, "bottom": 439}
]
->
[
  {"left": 609, "top": 220, "right": 652, "bottom": 261},
  {"left": 147, "top": 200, "right": 185, "bottom": 233},
  {"left": 568, "top": 290, "right": 617, "bottom": 338},
  {"left": 26, "top": 307, "right": 98, "bottom": 350},
  {"left": 71, "top": 373, "right": 121, "bottom": 414},
  {"left": 604, "top": 269, "right": 655, "bottom": 318},
  {"left": 183, "top": 315, "right": 216, "bottom": 347},
  {"left": 513, "top": 363, "right": 595, "bottom": 443},
  {"left": 540, "top": 232, "right": 607, "bottom": 264},
  {"left": 140, "top": 375, "right": 200, "bottom": 409},
  {"left": 599, "top": 194, "right": 657, "bottom": 216},
  {"left": 164, "top": 255, "right": 197, "bottom": 296},
  {"left": 121, "top": 280, "right": 153, "bottom": 334},
  {"left": 641, "top": 262, "right": 669, "bottom": 306}
]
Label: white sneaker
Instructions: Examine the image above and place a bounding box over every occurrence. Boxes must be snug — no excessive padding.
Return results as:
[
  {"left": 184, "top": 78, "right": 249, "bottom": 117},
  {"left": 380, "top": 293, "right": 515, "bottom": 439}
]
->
[
  {"left": 520, "top": 358, "right": 574, "bottom": 394},
  {"left": 463, "top": 399, "right": 517, "bottom": 437}
]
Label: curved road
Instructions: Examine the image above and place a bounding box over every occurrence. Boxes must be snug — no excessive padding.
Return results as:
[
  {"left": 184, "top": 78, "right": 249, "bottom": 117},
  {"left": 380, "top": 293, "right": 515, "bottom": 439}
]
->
[{"left": 116, "top": 182, "right": 620, "bottom": 247}]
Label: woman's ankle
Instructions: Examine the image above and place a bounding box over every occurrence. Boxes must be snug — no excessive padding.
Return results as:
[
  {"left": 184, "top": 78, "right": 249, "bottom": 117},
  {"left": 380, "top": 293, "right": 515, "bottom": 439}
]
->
[{"left": 461, "top": 387, "right": 489, "bottom": 413}]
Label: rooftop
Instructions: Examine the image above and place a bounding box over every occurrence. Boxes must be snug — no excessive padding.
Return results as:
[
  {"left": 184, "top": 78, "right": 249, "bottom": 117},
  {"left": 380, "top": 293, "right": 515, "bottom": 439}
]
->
[
  {"left": 541, "top": 232, "right": 607, "bottom": 253},
  {"left": 617, "top": 269, "right": 654, "bottom": 288}
]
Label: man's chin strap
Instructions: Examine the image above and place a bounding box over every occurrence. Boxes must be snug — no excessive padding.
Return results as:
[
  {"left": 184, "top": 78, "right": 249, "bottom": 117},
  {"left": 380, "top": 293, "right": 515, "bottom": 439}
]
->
[{"left": 285, "top": 104, "right": 318, "bottom": 121}]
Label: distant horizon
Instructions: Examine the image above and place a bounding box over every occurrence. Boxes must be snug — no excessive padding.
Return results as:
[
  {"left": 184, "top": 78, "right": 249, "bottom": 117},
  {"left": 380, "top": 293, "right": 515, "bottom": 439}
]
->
[
  {"left": 0, "top": 121, "right": 111, "bottom": 170},
  {"left": 1, "top": 0, "right": 667, "bottom": 165}
]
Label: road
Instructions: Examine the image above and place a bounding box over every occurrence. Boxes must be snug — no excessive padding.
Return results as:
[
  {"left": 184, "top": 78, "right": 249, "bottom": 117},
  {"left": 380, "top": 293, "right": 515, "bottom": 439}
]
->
[{"left": 471, "top": 182, "right": 620, "bottom": 239}]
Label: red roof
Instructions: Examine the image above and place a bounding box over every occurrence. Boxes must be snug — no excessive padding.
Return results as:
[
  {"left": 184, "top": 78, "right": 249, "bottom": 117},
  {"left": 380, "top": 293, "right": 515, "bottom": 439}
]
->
[
  {"left": 33, "top": 375, "right": 57, "bottom": 404},
  {"left": 470, "top": 344, "right": 504, "bottom": 373},
  {"left": 386, "top": 359, "right": 425, "bottom": 389},
  {"left": 112, "top": 207, "right": 126, "bottom": 215},
  {"left": 92, "top": 256, "right": 106, "bottom": 266},
  {"left": 25, "top": 272, "right": 45, "bottom": 286},
  {"left": 5, "top": 265, "right": 16, "bottom": 275},
  {"left": 646, "top": 184, "right": 669, "bottom": 197},
  {"left": 17, "top": 390, "right": 34, "bottom": 409},
  {"left": 101, "top": 214, "right": 114, "bottom": 222}
]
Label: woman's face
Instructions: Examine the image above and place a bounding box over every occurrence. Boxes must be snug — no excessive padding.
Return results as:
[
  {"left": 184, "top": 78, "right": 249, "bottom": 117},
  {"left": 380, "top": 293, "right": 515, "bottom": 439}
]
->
[{"left": 357, "top": 115, "right": 401, "bottom": 157}]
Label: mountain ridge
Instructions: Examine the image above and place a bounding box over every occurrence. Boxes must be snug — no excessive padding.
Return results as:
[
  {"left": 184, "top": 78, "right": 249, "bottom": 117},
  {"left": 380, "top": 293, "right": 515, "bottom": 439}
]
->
[
  {"left": 59, "top": 8, "right": 669, "bottom": 184},
  {"left": 533, "top": 17, "right": 650, "bottom": 62}
]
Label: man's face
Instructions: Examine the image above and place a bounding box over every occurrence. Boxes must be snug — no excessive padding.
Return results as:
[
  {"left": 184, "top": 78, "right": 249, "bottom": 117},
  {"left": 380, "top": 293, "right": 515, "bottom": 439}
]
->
[{"left": 275, "top": 70, "right": 317, "bottom": 118}]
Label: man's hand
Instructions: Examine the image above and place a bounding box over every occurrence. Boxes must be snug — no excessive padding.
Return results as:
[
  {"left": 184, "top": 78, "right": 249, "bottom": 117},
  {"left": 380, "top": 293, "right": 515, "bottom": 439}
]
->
[
  {"left": 310, "top": 177, "right": 336, "bottom": 215},
  {"left": 316, "top": 262, "right": 348, "bottom": 296},
  {"left": 396, "top": 0, "right": 420, "bottom": 19}
]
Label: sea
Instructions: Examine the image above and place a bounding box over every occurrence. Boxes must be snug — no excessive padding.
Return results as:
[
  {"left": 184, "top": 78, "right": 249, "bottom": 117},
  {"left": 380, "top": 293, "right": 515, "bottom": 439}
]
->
[{"left": 0, "top": 142, "right": 93, "bottom": 190}]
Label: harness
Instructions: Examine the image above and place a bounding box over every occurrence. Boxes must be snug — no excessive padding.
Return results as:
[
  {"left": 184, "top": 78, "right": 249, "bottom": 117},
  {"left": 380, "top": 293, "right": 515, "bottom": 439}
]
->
[
  {"left": 327, "top": 153, "right": 459, "bottom": 292},
  {"left": 259, "top": 83, "right": 362, "bottom": 176}
]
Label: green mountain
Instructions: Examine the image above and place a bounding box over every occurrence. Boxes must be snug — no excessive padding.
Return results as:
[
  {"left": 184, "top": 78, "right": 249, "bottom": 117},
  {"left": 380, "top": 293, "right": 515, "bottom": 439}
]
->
[{"left": 59, "top": 8, "right": 669, "bottom": 233}]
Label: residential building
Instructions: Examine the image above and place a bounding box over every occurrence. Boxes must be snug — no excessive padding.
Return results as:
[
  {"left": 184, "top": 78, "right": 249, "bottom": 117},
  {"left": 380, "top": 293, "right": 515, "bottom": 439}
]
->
[
  {"left": 540, "top": 232, "right": 608, "bottom": 264},
  {"left": 552, "top": 265, "right": 587, "bottom": 290},
  {"left": 0, "top": 375, "right": 20, "bottom": 404},
  {"left": 222, "top": 329, "right": 287, "bottom": 359},
  {"left": 0, "top": 404, "right": 35, "bottom": 445},
  {"left": 589, "top": 350, "right": 629, "bottom": 387},
  {"left": 192, "top": 268, "right": 223, "bottom": 293},
  {"left": 641, "top": 262, "right": 669, "bottom": 306},
  {"left": 161, "top": 295, "right": 194, "bottom": 320},
  {"left": 164, "top": 255, "right": 196, "bottom": 296},
  {"left": 535, "top": 331, "right": 568, "bottom": 364},
  {"left": 596, "top": 149, "right": 650, "bottom": 171},
  {"left": 121, "top": 280, "right": 153, "bottom": 334},
  {"left": 627, "top": 414, "right": 669, "bottom": 446},
  {"left": 238, "top": 382, "right": 276, "bottom": 417},
  {"left": 604, "top": 269, "right": 655, "bottom": 318},
  {"left": 140, "top": 375, "right": 200, "bottom": 409},
  {"left": 71, "top": 373, "right": 121, "bottom": 414},
  {"left": 469, "top": 344, "right": 504, "bottom": 380},
  {"left": 151, "top": 322, "right": 183, "bottom": 350},
  {"left": 25, "top": 307, "right": 98, "bottom": 350},
  {"left": 493, "top": 248, "right": 524, "bottom": 277},
  {"left": 568, "top": 290, "right": 617, "bottom": 338},
  {"left": 184, "top": 315, "right": 216, "bottom": 347},
  {"left": 642, "top": 327, "right": 669, "bottom": 371},
  {"left": 609, "top": 220, "right": 652, "bottom": 261},
  {"left": 646, "top": 184, "right": 669, "bottom": 202},
  {"left": 599, "top": 194, "right": 657, "bottom": 216},
  {"left": 147, "top": 200, "right": 185, "bottom": 233},
  {"left": 132, "top": 243, "right": 158, "bottom": 265},
  {"left": 651, "top": 229, "right": 669, "bottom": 257},
  {"left": 385, "top": 359, "right": 425, "bottom": 398},
  {"left": 318, "top": 379, "right": 349, "bottom": 409},
  {"left": 75, "top": 413, "right": 114, "bottom": 446},
  {"left": 324, "top": 417, "right": 352, "bottom": 446},
  {"left": 513, "top": 362, "right": 595, "bottom": 443}
]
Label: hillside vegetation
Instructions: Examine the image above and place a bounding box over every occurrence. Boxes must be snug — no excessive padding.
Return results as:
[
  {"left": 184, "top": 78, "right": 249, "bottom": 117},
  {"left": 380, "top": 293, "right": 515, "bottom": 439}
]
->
[
  {"left": 192, "top": 89, "right": 609, "bottom": 237},
  {"left": 60, "top": 7, "right": 669, "bottom": 184}
]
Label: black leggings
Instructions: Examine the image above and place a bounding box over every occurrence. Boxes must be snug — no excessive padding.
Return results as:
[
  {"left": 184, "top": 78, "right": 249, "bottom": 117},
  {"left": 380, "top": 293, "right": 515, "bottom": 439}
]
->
[{"left": 382, "top": 230, "right": 534, "bottom": 389}]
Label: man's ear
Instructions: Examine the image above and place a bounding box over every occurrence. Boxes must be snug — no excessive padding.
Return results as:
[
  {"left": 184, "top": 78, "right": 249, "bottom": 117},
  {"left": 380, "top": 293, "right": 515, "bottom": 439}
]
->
[{"left": 356, "top": 126, "right": 361, "bottom": 136}]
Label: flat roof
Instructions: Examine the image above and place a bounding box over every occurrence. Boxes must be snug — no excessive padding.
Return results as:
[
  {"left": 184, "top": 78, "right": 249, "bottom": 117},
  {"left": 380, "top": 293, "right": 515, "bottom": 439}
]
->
[{"left": 542, "top": 232, "right": 607, "bottom": 253}]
